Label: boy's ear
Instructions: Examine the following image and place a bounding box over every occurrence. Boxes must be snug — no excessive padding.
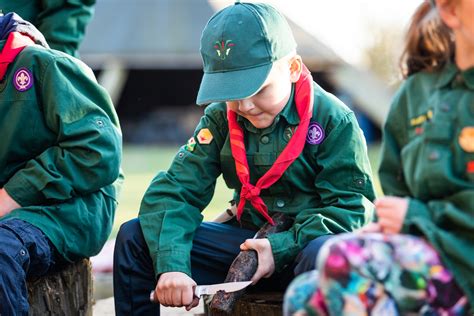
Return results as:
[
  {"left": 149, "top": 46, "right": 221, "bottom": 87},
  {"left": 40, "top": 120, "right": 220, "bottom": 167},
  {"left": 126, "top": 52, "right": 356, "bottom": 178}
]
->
[
  {"left": 436, "top": 0, "right": 461, "bottom": 29},
  {"left": 289, "top": 55, "right": 303, "bottom": 83}
]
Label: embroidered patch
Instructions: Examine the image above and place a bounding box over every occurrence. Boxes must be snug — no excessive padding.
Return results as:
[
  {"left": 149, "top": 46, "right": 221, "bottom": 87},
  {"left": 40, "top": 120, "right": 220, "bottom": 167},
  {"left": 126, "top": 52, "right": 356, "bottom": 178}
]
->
[
  {"left": 284, "top": 126, "right": 296, "bottom": 142},
  {"left": 459, "top": 127, "right": 474, "bottom": 152},
  {"left": 410, "top": 110, "right": 433, "bottom": 126},
  {"left": 214, "top": 40, "right": 235, "bottom": 60},
  {"left": 467, "top": 161, "right": 474, "bottom": 173},
  {"left": 306, "top": 122, "right": 325, "bottom": 145},
  {"left": 13, "top": 67, "right": 33, "bottom": 91},
  {"left": 185, "top": 137, "right": 196, "bottom": 152},
  {"left": 197, "top": 128, "right": 213, "bottom": 144}
]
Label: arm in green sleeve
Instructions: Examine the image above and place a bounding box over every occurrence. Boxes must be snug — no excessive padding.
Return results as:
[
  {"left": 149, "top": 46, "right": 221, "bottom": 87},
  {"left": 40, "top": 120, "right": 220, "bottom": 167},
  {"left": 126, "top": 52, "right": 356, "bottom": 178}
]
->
[
  {"left": 268, "top": 112, "right": 376, "bottom": 271},
  {"left": 38, "top": 0, "right": 96, "bottom": 56},
  {"left": 139, "top": 106, "right": 226, "bottom": 277},
  {"left": 402, "top": 190, "right": 474, "bottom": 297},
  {"left": 378, "top": 88, "right": 411, "bottom": 196},
  {"left": 4, "top": 56, "right": 122, "bottom": 207}
]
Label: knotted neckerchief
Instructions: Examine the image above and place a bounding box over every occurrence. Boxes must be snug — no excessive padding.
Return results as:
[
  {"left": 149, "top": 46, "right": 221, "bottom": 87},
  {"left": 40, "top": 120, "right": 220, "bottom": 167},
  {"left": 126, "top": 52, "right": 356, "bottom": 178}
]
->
[
  {"left": 0, "top": 32, "right": 34, "bottom": 80},
  {"left": 227, "top": 64, "right": 314, "bottom": 225}
]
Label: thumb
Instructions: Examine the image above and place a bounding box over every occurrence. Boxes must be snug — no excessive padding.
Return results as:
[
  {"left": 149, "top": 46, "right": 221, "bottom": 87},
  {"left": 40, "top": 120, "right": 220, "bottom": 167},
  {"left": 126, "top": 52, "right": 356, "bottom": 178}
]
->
[{"left": 240, "top": 239, "right": 256, "bottom": 251}]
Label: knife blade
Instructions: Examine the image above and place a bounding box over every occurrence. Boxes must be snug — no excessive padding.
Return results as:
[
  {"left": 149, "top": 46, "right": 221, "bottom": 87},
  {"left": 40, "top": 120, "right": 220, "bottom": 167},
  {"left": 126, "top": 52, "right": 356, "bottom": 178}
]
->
[{"left": 150, "top": 281, "right": 252, "bottom": 303}]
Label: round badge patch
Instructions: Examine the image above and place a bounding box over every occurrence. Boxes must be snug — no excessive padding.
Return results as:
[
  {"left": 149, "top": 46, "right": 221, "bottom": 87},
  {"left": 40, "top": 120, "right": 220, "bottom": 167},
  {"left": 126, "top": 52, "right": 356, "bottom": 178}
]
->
[
  {"left": 459, "top": 126, "right": 474, "bottom": 152},
  {"left": 13, "top": 67, "right": 34, "bottom": 92},
  {"left": 306, "top": 122, "right": 325, "bottom": 145}
]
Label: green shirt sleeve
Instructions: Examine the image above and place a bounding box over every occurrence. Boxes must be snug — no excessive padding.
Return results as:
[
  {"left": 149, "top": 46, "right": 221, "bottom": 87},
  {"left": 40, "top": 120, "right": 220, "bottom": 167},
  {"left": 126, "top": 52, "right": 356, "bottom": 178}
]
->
[
  {"left": 4, "top": 56, "right": 122, "bottom": 207},
  {"left": 268, "top": 112, "right": 376, "bottom": 271},
  {"left": 378, "top": 86, "right": 412, "bottom": 197},
  {"left": 139, "top": 105, "right": 226, "bottom": 277},
  {"left": 37, "top": 0, "right": 96, "bottom": 57},
  {"left": 402, "top": 191, "right": 474, "bottom": 301}
]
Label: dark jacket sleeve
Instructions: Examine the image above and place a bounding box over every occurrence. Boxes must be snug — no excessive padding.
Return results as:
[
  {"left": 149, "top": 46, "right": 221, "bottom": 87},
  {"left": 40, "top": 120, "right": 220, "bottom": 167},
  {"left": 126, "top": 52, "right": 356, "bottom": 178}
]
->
[{"left": 37, "top": 0, "right": 96, "bottom": 56}]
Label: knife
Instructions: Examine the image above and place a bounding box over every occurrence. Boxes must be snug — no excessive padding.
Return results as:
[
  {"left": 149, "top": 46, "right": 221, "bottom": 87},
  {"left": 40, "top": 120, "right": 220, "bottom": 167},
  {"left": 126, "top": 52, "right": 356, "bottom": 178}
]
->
[{"left": 150, "top": 281, "right": 252, "bottom": 303}]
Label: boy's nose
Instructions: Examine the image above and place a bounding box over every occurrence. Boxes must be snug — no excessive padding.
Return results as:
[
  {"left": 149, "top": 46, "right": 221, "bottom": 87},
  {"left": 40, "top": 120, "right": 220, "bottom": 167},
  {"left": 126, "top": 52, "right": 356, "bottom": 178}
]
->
[{"left": 237, "top": 100, "right": 254, "bottom": 112}]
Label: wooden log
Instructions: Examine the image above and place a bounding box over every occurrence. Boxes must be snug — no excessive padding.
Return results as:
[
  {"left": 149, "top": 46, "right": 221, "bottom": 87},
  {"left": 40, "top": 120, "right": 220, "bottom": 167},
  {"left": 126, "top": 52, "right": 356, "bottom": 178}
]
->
[
  {"left": 27, "top": 259, "right": 93, "bottom": 316},
  {"left": 229, "top": 292, "right": 283, "bottom": 316},
  {"left": 209, "top": 213, "right": 293, "bottom": 315}
]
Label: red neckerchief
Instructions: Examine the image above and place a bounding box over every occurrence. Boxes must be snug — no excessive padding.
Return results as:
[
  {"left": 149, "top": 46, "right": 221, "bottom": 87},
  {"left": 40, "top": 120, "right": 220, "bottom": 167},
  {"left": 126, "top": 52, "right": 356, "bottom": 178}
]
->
[
  {"left": 0, "top": 32, "right": 34, "bottom": 80},
  {"left": 227, "top": 64, "right": 314, "bottom": 225}
]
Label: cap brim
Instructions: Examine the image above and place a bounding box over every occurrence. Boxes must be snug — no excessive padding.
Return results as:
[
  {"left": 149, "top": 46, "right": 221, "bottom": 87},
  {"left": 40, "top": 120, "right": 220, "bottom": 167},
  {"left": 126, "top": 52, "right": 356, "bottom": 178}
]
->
[{"left": 196, "top": 63, "right": 272, "bottom": 105}]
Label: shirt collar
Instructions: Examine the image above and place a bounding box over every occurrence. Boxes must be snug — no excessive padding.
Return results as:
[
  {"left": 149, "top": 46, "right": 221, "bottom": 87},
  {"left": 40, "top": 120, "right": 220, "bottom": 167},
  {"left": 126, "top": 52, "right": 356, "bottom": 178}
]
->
[
  {"left": 237, "top": 84, "right": 298, "bottom": 133},
  {"left": 435, "top": 62, "right": 474, "bottom": 90}
]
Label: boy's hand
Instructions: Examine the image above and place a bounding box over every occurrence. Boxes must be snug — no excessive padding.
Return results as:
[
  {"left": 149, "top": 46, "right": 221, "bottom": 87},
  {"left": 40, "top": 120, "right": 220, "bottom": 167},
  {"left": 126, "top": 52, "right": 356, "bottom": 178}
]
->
[
  {"left": 240, "top": 238, "right": 275, "bottom": 284},
  {"left": 0, "top": 188, "right": 21, "bottom": 218},
  {"left": 154, "top": 272, "right": 199, "bottom": 310},
  {"left": 374, "top": 196, "right": 409, "bottom": 234}
]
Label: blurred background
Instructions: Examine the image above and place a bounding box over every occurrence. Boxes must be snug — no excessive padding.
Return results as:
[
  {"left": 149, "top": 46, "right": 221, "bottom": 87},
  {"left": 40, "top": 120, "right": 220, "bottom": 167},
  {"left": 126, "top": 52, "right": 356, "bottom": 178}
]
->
[{"left": 74, "top": 0, "right": 424, "bottom": 312}]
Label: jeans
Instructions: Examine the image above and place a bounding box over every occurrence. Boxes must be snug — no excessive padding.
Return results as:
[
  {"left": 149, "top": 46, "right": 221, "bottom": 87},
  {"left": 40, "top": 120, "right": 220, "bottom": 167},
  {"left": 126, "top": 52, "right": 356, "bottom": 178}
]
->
[{"left": 0, "top": 218, "right": 60, "bottom": 316}]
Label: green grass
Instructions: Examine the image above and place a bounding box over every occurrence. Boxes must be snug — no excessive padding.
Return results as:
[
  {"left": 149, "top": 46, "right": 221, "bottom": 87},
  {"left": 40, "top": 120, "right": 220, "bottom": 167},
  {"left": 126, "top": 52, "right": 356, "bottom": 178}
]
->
[{"left": 112, "top": 144, "right": 382, "bottom": 238}]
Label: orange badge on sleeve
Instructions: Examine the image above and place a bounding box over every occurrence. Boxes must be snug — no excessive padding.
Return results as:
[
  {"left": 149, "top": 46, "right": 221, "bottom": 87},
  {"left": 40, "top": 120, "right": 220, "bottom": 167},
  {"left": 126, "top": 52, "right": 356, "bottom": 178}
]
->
[
  {"left": 197, "top": 128, "right": 213, "bottom": 144},
  {"left": 459, "top": 127, "right": 474, "bottom": 153}
]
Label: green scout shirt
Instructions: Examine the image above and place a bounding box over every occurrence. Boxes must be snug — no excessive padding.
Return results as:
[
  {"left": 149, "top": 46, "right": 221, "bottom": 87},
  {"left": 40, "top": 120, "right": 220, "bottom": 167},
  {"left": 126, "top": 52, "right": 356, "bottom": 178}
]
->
[
  {"left": 139, "top": 82, "right": 376, "bottom": 277},
  {"left": 1, "top": 0, "right": 96, "bottom": 57},
  {"left": 379, "top": 64, "right": 474, "bottom": 305},
  {"left": 0, "top": 40, "right": 122, "bottom": 261}
]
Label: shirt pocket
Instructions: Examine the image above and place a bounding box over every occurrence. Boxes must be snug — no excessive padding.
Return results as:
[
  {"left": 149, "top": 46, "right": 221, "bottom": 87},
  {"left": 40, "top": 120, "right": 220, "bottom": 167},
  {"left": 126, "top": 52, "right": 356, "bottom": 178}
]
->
[{"left": 401, "top": 120, "right": 456, "bottom": 199}]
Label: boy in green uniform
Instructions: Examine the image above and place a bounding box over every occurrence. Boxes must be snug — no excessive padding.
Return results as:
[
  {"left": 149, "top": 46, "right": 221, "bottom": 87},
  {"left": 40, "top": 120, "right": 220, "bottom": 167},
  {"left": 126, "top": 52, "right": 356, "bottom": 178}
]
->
[
  {"left": 0, "top": 0, "right": 96, "bottom": 57},
  {"left": 113, "top": 2, "right": 375, "bottom": 315},
  {"left": 0, "top": 12, "right": 122, "bottom": 314},
  {"left": 284, "top": 0, "right": 474, "bottom": 314}
]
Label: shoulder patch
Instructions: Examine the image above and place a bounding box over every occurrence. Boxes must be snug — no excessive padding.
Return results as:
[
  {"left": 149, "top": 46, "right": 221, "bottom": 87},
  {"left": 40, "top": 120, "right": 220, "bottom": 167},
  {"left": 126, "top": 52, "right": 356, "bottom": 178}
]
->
[
  {"left": 197, "top": 128, "right": 213, "bottom": 144},
  {"left": 13, "top": 67, "right": 34, "bottom": 91},
  {"left": 306, "top": 122, "right": 325, "bottom": 145}
]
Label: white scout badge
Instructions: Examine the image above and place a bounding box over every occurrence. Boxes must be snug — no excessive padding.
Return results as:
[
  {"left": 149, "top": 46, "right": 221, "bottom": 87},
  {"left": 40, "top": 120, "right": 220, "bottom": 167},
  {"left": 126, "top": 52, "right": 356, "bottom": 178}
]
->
[
  {"left": 458, "top": 127, "right": 474, "bottom": 153},
  {"left": 197, "top": 128, "right": 213, "bottom": 144},
  {"left": 13, "top": 67, "right": 33, "bottom": 91}
]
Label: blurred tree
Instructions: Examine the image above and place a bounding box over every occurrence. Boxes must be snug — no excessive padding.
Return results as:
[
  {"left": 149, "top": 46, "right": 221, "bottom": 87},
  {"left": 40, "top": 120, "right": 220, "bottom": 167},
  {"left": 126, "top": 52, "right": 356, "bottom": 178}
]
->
[{"left": 362, "top": 24, "right": 404, "bottom": 88}]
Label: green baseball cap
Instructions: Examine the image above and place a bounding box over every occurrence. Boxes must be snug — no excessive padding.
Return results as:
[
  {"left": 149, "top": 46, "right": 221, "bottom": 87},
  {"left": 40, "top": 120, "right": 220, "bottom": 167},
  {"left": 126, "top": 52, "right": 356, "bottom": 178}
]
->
[{"left": 196, "top": 1, "right": 297, "bottom": 105}]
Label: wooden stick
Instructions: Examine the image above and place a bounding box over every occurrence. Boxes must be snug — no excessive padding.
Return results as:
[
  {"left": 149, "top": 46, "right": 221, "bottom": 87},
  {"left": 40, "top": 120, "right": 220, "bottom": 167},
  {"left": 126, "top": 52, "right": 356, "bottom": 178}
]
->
[{"left": 209, "top": 212, "right": 293, "bottom": 315}]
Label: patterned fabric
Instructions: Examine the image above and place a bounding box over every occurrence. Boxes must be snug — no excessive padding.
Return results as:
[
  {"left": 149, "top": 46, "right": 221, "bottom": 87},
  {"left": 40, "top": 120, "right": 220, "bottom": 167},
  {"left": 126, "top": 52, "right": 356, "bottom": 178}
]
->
[{"left": 284, "top": 233, "right": 470, "bottom": 316}]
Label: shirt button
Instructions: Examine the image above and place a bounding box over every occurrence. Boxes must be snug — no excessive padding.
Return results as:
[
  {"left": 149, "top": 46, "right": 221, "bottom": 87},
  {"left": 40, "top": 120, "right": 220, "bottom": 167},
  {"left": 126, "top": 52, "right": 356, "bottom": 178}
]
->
[
  {"left": 428, "top": 151, "right": 440, "bottom": 161},
  {"left": 260, "top": 135, "right": 270, "bottom": 144},
  {"left": 20, "top": 249, "right": 26, "bottom": 256},
  {"left": 276, "top": 200, "right": 285, "bottom": 208}
]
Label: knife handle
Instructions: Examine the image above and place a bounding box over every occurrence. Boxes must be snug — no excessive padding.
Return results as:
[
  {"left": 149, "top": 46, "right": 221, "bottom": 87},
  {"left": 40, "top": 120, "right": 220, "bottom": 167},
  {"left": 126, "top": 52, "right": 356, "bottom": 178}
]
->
[{"left": 149, "top": 289, "right": 200, "bottom": 308}]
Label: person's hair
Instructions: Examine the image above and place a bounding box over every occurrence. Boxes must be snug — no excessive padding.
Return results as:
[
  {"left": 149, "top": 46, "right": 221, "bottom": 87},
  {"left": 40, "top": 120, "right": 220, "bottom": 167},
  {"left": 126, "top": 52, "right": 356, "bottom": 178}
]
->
[{"left": 400, "top": 1, "right": 455, "bottom": 78}]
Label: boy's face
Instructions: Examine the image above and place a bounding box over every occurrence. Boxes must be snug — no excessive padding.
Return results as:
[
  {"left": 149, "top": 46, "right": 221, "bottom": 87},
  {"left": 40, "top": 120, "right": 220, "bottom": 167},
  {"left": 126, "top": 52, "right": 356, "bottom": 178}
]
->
[{"left": 226, "top": 56, "right": 301, "bottom": 129}]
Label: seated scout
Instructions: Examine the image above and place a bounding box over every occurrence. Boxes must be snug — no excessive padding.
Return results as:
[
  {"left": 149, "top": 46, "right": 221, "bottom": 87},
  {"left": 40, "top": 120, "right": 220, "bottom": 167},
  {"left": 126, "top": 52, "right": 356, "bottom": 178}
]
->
[{"left": 113, "top": 2, "right": 375, "bottom": 315}]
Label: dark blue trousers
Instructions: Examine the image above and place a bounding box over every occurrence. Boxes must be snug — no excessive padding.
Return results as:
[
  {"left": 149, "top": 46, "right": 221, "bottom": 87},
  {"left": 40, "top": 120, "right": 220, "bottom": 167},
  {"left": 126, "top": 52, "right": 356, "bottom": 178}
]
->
[
  {"left": 113, "top": 218, "right": 332, "bottom": 315},
  {"left": 0, "top": 219, "right": 60, "bottom": 316}
]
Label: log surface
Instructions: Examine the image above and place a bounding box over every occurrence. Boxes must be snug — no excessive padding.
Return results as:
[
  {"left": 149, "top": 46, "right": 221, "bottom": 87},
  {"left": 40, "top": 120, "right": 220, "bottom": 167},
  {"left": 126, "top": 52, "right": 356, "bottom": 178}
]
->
[{"left": 27, "top": 259, "right": 92, "bottom": 316}]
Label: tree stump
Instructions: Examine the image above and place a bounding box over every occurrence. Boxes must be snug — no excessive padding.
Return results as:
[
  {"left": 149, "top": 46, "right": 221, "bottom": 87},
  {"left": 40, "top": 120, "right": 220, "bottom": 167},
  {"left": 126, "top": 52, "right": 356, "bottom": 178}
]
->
[
  {"left": 206, "top": 292, "right": 283, "bottom": 316},
  {"left": 27, "top": 259, "right": 93, "bottom": 316}
]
